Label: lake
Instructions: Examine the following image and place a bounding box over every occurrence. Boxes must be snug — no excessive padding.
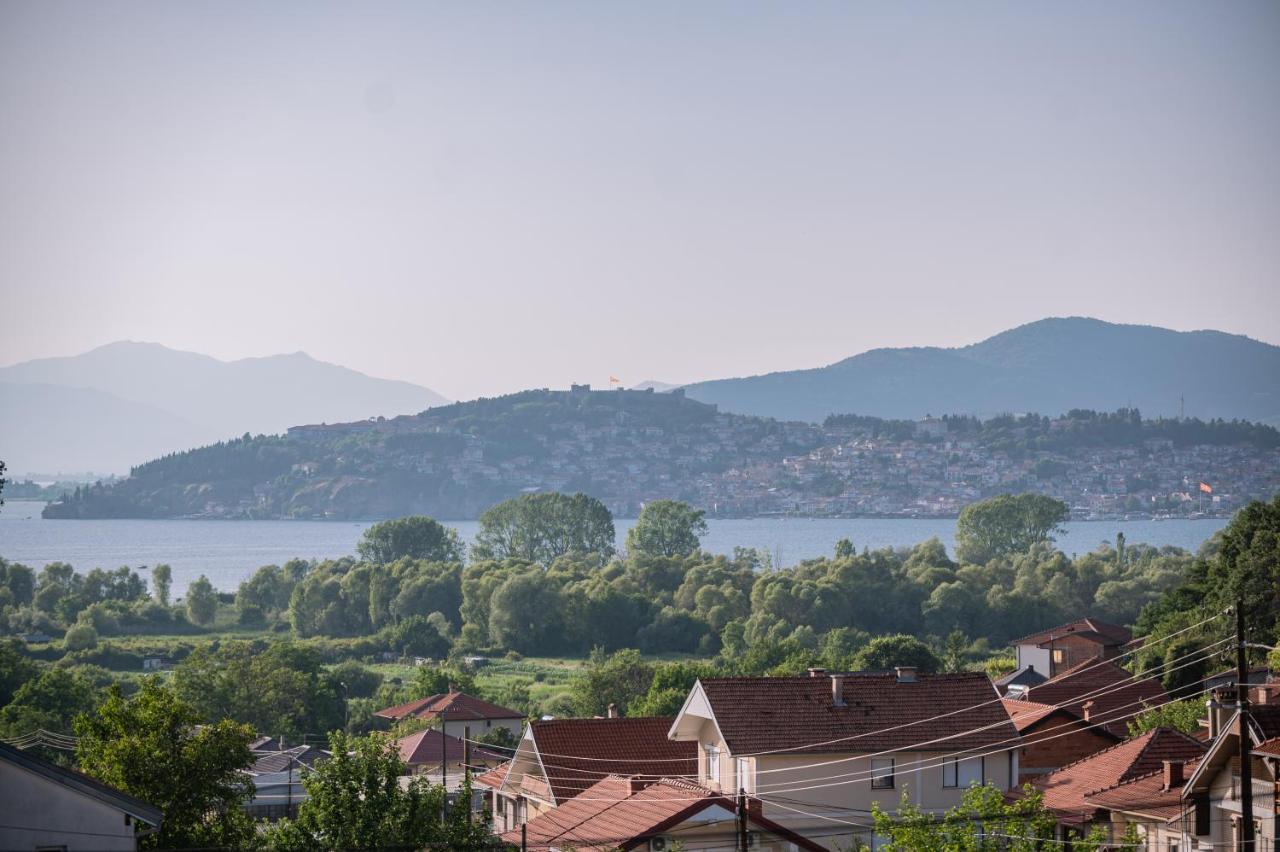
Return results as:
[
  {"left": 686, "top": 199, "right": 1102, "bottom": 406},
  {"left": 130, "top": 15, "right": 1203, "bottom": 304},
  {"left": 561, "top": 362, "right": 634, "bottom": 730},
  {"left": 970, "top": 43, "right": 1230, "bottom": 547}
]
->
[{"left": 0, "top": 500, "right": 1226, "bottom": 596}]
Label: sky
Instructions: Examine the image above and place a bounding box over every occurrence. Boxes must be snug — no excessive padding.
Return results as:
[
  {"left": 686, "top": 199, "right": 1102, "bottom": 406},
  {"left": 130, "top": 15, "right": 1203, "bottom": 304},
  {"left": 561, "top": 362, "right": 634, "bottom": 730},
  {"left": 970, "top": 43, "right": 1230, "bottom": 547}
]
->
[{"left": 1, "top": 2, "right": 1278, "bottom": 401}]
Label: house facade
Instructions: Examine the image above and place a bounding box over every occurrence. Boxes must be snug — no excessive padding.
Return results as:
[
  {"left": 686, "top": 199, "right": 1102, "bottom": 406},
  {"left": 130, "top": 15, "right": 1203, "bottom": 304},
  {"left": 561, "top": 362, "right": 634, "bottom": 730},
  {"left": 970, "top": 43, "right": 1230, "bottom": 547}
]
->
[
  {"left": 668, "top": 668, "right": 1022, "bottom": 850},
  {"left": 0, "top": 741, "right": 163, "bottom": 852},
  {"left": 373, "top": 688, "right": 524, "bottom": 741},
  {"left": 488, "top": 716, "right": 697, "bottom": 835},
  {"left": 1002, "top": 696, "right": 1121, "bottom": 783},
  {"left": 1012, "top": 617, "right": 1133, "bottom": 679}
]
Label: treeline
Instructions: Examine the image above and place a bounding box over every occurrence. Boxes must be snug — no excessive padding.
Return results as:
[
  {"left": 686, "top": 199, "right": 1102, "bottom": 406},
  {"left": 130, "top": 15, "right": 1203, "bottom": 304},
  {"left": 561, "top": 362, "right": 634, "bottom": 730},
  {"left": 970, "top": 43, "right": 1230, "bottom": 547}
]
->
[{"left": 824, "top": 407, "right": 1280, "bottom": 450}]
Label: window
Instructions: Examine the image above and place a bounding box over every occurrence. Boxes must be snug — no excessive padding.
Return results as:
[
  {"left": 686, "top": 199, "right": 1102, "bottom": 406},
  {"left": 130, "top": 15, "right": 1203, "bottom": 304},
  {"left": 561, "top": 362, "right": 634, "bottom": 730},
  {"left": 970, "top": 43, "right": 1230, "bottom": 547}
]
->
[
  {"left": 871, "top": 758, "right": 895, "bottom": 789},
  {"left": 944, "top": 757, "right": 982, "bottom": 788},
  {"left": 706, "top": 744, "right": 721, "bottom": 784},
  {"left": 736, "top": 757, "right": 751, "bottom": 793},
  {"left": 1051, "top": 648, "right": 1065, "bottom": 665}
]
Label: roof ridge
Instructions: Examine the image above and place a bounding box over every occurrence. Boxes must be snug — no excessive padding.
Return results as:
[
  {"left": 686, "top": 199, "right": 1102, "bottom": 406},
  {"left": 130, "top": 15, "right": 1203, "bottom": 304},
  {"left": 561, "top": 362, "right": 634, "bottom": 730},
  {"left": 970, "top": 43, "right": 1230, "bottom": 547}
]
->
[
  {"left": 1048, "top": 727, "right": 1158, "bottom": 775},
  {"left": 1086, "top": 754, "right": 1203, "bottom": 798}
]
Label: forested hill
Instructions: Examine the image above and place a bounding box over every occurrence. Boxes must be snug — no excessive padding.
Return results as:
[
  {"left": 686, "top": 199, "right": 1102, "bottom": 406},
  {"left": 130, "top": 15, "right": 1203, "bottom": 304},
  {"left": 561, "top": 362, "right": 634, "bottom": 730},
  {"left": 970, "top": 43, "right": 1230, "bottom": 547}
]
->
[
  {"left": 682, "top": 317, "right": 1280, "bottom": 424},
  {"left": 42, "top": 388, "right": 822, "bottom": 520},
  {"left": 40, "top": 387, "right": 1280, "bottom": 521}
]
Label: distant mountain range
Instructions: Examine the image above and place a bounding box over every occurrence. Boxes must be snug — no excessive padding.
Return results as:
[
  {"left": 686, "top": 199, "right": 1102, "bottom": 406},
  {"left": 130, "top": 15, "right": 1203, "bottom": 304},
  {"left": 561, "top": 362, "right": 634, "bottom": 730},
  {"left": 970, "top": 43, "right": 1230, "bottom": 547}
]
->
[
  {"left": 681, "top": 318, "right": 1280, "bottom": 425},
  {"left": 0, "top": 342, "right": 448, "bottom": 474}
]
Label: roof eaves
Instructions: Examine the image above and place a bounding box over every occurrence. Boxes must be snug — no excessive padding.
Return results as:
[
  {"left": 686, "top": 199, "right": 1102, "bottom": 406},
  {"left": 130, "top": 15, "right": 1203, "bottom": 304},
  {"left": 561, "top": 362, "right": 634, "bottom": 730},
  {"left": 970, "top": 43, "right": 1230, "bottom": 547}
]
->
[{"left": 0, "top": 741, "right": 163, "bottom": 826}]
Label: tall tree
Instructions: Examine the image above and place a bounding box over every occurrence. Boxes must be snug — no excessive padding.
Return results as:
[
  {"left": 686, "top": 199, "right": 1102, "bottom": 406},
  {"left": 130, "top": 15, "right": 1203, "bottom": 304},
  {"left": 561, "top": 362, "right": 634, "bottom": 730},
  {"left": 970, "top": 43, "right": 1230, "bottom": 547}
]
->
[
  {"left": 357, "top": 516, "right": 465, "bottom": 564},
  {"left": 75, "top": 679, "right": 256, "bottom": 850},
  {"left": 185, "top": 574, "right": 217, "bottom": 626},
  {"left": 954, "top": 493, "right": 1069, "bottom": 564},
  {"left": 472, "top": 492, "right": 615, "bottom": 564},
  {"left": 262, "top": 731, "right": 495, "bottom": 851},
  {"left": 625, "top": 499, "right": 708, "bottom": 558},
  {"left": 151, "top": 564, "right": 172, "bottom": 607}
]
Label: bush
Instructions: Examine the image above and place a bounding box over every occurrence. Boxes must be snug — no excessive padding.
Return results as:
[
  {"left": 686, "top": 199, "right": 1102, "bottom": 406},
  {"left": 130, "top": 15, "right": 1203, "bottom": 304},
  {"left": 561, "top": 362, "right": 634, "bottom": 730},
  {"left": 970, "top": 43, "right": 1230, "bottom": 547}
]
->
[
  {"left": 63, "top": 622, "right": 99, "bottom": 652},
  {"left": 331, "top": 661, "right": 382, "bottom": 699}
]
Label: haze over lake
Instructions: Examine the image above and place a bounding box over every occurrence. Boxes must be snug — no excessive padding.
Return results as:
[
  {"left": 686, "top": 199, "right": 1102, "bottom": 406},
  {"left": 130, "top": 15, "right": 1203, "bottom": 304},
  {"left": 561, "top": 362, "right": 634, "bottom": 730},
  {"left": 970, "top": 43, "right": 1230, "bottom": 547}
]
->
[{"left": 0, "top": 500, "right": 1226, "bottom": 597}]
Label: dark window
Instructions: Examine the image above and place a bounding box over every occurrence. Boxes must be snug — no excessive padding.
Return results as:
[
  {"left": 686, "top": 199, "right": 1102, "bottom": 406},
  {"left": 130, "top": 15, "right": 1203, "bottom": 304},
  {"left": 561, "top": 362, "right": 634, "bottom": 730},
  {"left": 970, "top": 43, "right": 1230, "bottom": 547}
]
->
[{"left": 1194, "top": 796, "right": 1210, "bottom": 836}]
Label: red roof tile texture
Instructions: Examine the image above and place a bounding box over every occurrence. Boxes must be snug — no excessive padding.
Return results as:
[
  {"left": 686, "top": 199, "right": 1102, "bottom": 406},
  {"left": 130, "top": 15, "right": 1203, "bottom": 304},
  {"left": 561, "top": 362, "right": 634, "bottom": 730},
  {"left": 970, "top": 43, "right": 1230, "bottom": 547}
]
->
[
  {"left": 474, "top": 760, "right": 511, "bottom": 790},
  {"left": 1083, "top": 757, "right": 1201, "bottom": 821},
  {"left": 1001, "top": 698, "right": 1059, "bottom": 732},
  {"left": 373, "top": 689, "right": 524, "bottom": 722},
  {"left": 394, "top": 729, "right": 502, "bottom": 765},
  {"left": 500, "top": 776, "right": 824, "bottom": 852},
  {"left": 1033, "top": 728, "right": 1206, "bottom": 824},
  {"left": 1023, "top": 657, "right": 1166, "bottom": 738},
  {"left": 1012, "top": 618, "right": 1132, "bottom": 648},
  {"left": 699, "top": 672, "right": 1017, "bottom": 755},
  {"left": 530, "top": 717, "right": 698, "bottom": 803}
]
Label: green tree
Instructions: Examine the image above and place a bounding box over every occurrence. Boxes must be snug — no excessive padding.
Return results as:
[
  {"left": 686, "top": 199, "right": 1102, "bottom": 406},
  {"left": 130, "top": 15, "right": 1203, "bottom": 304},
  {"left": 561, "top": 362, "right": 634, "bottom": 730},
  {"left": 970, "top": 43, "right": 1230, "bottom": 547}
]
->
[
  {"left": 568, "top": 647, "right": 655, "bottom": 717},
  {"left": 625, "top": 500, "right": 707, "bottom": 558},
  {"left": 185, "top": 574, "right": 218, "bottom": 626},
  {"left": 357, "top": 516, "right": 465, "bottom": 564},
  {"left": 0, "top": 639, "right": 38, "bottom": 707},
  {"left": 941, "top": 630, "right": 969, "bottom": 673},
  {"left": 1127, "top": 699, "right": 1204, "bottom": 737},
  {"left": 487, "top": 570, "right": 565, "bottom": 653},
  {"left": 173, "top": 641, "right": 344, "bottom": 738},
  {"left": 1206, "top": 494, "right": 1280, "bottom": 639},
  {"left": 955, "top": 494, "right": 1069, "bottom": 564},
  {"left": 852, "top": 634, "right": 941, "bottom": 673},
  {"left": 262, "top": 731, "right": 495, "bottom": 851},
  {"left": 472, "top": 492, "right": 615, "bottom": 564},
  {"left": 75, "top": 679, "right": 256, "bottom": 850},
  {"left": 0, "top": 666, "right": 97, "bottom": 738},
  {"left": 151, "top": 564, "right": 172, "bottom": 607},
  {"left": 834, "top": 537, "right": 855, "bottom": 559},
  {"left": 63, "top": 620, "right": 99, "bottom": 651},
  {"left": 870, "top": 783, "right": 1056, "bottom": 851}
]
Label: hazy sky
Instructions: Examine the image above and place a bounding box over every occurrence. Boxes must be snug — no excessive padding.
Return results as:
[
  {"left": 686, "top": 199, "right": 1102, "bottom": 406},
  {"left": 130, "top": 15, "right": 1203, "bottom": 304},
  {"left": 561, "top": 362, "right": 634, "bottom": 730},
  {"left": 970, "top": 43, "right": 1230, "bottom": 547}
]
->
[{"left": 2, "top": 2, "right": 1278, "bottom": 400}]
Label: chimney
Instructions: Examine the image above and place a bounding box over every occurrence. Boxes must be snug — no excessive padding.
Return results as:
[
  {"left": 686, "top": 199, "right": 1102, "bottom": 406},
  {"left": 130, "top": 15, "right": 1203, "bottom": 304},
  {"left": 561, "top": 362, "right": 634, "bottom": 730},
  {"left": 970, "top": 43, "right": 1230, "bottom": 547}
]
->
[
  {"left": 808, "top": 667, "right": 828, "bottom": 678},
  {"left": 1082, "top": 700, "right": 1094, "bottom": 722},
  {"left": 447, "top": 682, "right": 457, "bottom": 694},
  {"left": 1208, "top": 688, "right": 1237, "bottom": 739},
  {"left": 607, "top": 703, "right": 618, "bottom": 719},
  {"left": 1251, "top": 683, "right": 1279, "bottom": 707},
  {"left": 896, "top": 666, "right": 918, "bottom": 683},
  {"left": 625, "top": 776, "right": 655, "bottom": 795},
  {"left": 1163, "top": 760, "right": 1185, "bottom": 791},
  {"left": 831, "top": 674, "right": 846, "bottom": 707}
]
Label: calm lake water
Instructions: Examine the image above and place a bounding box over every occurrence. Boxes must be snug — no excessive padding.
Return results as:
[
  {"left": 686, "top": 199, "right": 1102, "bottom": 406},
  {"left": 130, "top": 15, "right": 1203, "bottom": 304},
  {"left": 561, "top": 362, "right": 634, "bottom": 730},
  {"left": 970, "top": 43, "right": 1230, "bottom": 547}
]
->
[{"left": 0, "top": 500, "right": 1227, "bottom": 597}]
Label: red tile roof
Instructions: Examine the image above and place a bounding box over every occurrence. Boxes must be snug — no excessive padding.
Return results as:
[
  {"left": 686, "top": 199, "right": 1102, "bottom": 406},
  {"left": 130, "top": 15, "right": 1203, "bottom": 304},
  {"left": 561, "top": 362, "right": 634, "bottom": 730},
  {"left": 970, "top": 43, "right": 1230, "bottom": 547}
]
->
[
  {"left": 529, "top": 717, "right": 698, "bottom": 803},
  {"left": 394, "top": 729, "right": 503, "bottom": 766},
  {"left": 1011, "top": 618, "right": 1133, "bottom": 648},
  {"left": 373, "top": 689, "right": 524, "bottom": 722},
  {"left": 1083, "top": 757, "right": 1202, "bottom": 822},
  {"left": 1032, "top": 728, "right": 1206, "bottom": 824},
  {"left": 500, "top": 776, "right": 825, "bottom": 852},
  {"left": 698, "top": 672, "right": 1017, "bottom": 755},
  {"left": 1255, "top": 737, "right": 1280, "bottom": 757},
  {"left": 1023, "top": 657, "right": 1166, "bottom": 738},
  {"left": 474, "top": 760, "right": 511, "bottom": 790},
  {"left": 1001, "top": 698, "right": 1059, "bottom": 732}
]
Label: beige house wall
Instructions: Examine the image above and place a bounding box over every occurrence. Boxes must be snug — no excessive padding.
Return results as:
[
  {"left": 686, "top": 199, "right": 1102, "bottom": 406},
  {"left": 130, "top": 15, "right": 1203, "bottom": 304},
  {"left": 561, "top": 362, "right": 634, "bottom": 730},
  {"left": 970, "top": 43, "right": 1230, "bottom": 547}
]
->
[{"left": 0, "top": 759, "right": 143, "bottom": 852}]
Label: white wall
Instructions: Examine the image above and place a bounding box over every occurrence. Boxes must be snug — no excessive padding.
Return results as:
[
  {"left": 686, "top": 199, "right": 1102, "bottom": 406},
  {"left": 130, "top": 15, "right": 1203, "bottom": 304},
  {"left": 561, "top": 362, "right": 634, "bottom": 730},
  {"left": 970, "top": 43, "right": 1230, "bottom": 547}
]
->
[
  {"left": 1015, "top": 644, "right": 1051, "bottom": 675},
  {"left": 0, "top": 760, "right": 140, "bottom": 851}
]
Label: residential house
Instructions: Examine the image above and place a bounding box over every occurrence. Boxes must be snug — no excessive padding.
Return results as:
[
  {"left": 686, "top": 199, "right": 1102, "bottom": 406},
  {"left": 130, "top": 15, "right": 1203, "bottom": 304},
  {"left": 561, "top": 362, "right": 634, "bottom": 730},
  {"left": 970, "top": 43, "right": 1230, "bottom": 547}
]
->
[
  {"left": 491, "top": 716, "right": 697, "bottom": 835},
  {"left": 1002, "top": 696, "right": 1120, "bottom": 783},
  {"left": 994, "top": 664, "right": 1048, "bottom": 698},
  {"left": 1180, "top": 688, "right": 1280, "bottom": 850},
  {"left": 668, "top": 668, "right": 1022, "bottom": 850},
  {"left": 373, "top": 688, "right": 524, "bottom": 741},
  {"left": 1022, "top": 656, "right": 1167, "bottom": 739},
  {"left": 499, "top": 775, "right": 826, "bottom": 852},
  {"left": 394, "top": 728, "right": 504, "bottom": 791},
  {"left": 1030, "top": 727, "right": 1206, "bottom": 843},
  {"left": 243, "top": 745, "right": 324, "bottom": 821},
  {"left": 0, "top": 740, "right": 163, "bottom": 851},
  {"left": 1012, "top": 618, "right": 1134, "bottom": 679},
  {"left": 1081, "top": 756, "right": 1200, "bottom": 850}
]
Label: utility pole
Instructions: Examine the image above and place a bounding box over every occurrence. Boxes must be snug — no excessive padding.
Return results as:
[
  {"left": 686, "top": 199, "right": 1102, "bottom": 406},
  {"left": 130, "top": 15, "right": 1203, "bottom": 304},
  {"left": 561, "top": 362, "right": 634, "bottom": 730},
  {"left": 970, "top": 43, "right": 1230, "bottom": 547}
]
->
[
  {"left": 463, "top": 724, "right": 472, "bottom": 826},
  {"left": 737, "top": 787, "right": 749, "bottom": 852},
  {"left": 1238, "top": 598, "right": 1255, "bottom": 851},
  {"left": 441, "top": 724, "right": 448, "bottom": 822},
  {"left": 520, "top": 821, "right": 527, "bottom": 852}
]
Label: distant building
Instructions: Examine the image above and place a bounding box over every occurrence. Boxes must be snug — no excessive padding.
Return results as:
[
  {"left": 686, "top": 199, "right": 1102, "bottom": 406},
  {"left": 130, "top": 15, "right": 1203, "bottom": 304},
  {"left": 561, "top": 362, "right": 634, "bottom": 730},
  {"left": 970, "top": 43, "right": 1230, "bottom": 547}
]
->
[
  {"left": 1012, "top": 617, "right": 1134, "bottom": 678},
  {"left": 373, "top": 688, "right": 524, "bottom": 741}
]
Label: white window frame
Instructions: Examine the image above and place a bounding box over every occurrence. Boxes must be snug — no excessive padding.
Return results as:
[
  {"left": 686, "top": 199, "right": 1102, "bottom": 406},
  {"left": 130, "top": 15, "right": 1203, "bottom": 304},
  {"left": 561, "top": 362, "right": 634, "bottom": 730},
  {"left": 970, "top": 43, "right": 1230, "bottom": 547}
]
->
[
  {"left": 943, "top": 756, "right": 982, "bottom": 788},
  {"left": 736, "top": 756, "right": 751, "bottom": 793},
  {"left": 871, "top": 758, "right": 895, "bottom": 790},
  {"left": 706, "top": 744, "right": 721, "bottom": 784}
]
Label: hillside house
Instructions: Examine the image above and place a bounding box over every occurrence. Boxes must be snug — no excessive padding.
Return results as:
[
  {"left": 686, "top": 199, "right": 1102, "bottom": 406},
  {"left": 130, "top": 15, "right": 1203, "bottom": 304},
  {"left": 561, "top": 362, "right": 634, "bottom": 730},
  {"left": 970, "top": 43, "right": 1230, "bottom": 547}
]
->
[
  {"left": 0, "top": 741, "right": 163, "bottom": 851},
  {"left": 489, "top": 716, "right": 697, "bottom": 835},
  {"left": 394, "top": 729, "right": 504, "bottom": 791},
  {"left": 243, "top": 744, "right": 323, "bottom": 821},
  {"left": 667, "top": 668, "right": 1022, "bottom": 850},
  {"left": 1012, "top": 618, "right": 1134, "bottom": 679},
  {"left": 1021, "top": 656, "right": 1166, "bottom": 739},
  {"left": 1002, "top": 697, "right": 1121, "bottom": 783},
  {"left": 373, "top": 688, "right": 524, "bottom": 741},
  {"left": 1030, "top": 727, "right": 1206, "bottom": 843}
]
